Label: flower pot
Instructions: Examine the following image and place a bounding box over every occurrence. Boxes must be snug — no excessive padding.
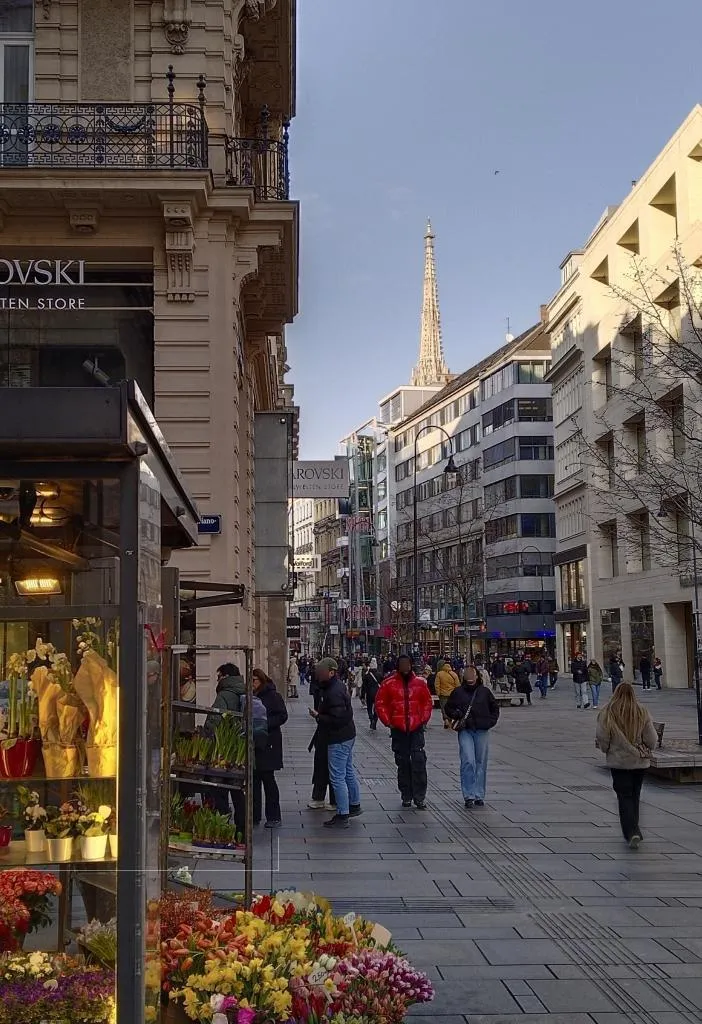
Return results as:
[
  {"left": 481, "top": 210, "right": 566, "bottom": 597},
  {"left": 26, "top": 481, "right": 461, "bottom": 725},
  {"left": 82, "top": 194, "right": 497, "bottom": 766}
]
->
[
  {"left": 0, "top": 825, "right": 12, "bottom": 847},
  {"left": 43, "top": 743, "right": 82, "bottom": 779},
  {"left": 108, "top": 834, "right": 118, "bottom": 859},
  {"left": 87, "top": 745, "right": 117, "bottom": 778},
  {"left": 46, "top": 836, "right": 74, "bottom": 863},
  {"left": 24, "top": 828, "right": 46, "bottom": 853},
  {"left": 0, "top": 738, "right": 41, "bottom": 779},
  {"left": 81, "top": 834, "right": 108, "bottom": 861}
]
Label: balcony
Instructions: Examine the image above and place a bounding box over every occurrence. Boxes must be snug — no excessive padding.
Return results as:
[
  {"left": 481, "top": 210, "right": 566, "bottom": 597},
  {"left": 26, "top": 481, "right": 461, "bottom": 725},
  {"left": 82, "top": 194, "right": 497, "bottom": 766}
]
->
[
  {"left": 225, "top": 110, "right": 290, "bottom": 201},
  {"left": 0, "top": 100, "right": 208, "bottom": 170}
]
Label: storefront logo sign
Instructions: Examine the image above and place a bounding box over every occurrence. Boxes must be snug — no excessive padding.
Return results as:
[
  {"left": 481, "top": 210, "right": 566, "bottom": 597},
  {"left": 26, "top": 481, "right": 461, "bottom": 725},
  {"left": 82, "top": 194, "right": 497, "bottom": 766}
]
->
[{"left": 0, "top": 258, "right": 87, "bottom": 310}]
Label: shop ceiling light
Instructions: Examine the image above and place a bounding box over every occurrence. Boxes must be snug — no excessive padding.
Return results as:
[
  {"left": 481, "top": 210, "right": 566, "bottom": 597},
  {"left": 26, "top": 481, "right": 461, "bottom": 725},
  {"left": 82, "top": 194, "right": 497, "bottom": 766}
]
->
[
  {"left": 14, "top": 577, "right": 62, "bottom": 596},
  {"left": 35, "top": 483, "right": 60, "bottom": 499}
]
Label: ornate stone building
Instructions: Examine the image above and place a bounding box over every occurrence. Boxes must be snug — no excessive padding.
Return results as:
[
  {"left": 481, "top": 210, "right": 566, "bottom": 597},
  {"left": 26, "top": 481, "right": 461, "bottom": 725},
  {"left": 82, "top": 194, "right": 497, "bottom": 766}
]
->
[{"left": 0, "top": 0, "right": 299, "bottom": 695}]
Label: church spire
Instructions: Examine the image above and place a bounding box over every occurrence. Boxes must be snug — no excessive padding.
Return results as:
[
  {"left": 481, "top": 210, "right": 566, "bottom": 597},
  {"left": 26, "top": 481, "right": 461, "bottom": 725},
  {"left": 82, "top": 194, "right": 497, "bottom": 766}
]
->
[{"left": 411, "top": 219, "right": 451, "bottom": 387}]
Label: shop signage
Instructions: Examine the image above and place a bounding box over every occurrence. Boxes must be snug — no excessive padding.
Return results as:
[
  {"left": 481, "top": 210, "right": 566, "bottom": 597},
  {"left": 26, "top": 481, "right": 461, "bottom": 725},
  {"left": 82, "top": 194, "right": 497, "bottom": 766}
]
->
[
  {"left": 0, "top": 258, "right": 87, "bottom": 310},
  {"left": 292, "top": 460, "right": 349, "bottom": 498},
  {"left": 197, "top": 514, "right": 222, "bottom": 535}
]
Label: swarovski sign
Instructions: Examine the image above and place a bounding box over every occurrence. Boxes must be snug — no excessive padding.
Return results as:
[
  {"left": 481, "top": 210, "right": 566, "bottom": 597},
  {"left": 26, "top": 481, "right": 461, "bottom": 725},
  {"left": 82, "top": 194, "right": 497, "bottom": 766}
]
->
[
  {"left": 0, "top": 258, "right": 87, "bottom": 310},
  {"left": 292, "top": 460, "right": 350, "bottom": 499}
]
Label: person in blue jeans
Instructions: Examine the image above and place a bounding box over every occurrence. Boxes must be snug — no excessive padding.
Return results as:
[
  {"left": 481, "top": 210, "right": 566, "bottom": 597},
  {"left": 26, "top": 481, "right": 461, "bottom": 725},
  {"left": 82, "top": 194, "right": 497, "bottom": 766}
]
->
[
  {"left": 444, "top": 670, "right": 500, "bottom": 807},
  {"left": 310, "top": 657, "right": 361, "bottom": 830}
]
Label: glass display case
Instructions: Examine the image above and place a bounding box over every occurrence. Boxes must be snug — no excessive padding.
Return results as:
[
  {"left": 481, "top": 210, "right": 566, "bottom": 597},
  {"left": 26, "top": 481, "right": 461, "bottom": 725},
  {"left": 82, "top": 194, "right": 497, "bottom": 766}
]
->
[{"left": 0, "top": 382, "right": 198, "bottom": 1024}]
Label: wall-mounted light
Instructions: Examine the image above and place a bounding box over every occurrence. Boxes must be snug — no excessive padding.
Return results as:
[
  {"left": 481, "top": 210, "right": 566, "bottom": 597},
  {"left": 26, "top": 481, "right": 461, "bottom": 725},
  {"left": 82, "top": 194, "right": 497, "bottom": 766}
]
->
[{"left": 14, "top": 577, "right": 62, "bottom": 596}]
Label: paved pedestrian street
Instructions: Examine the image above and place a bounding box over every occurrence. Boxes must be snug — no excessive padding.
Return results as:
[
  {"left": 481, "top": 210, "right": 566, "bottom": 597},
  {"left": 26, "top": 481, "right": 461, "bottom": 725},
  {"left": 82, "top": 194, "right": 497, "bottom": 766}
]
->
[{"left": 198, "top": 684, "right": 702, "bottom": 1024}]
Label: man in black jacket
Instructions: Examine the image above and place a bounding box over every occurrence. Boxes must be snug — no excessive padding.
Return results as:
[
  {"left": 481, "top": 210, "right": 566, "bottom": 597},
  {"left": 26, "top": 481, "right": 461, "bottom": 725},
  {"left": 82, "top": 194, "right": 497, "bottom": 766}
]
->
[
  {"left": 310, "top": 658, "right": 361, "bottom": 829},
  {"left": 360, "top": 658, "right": 382, "bottom": 729},
  {"left": 445, "top": 673, "right": 500, "bottom": 808},
  {"left": 571, "top": 651, "right": 590, "bottom": 709},
  {"left": 252, "top": 669, "right": 288, "bottom": 828}
]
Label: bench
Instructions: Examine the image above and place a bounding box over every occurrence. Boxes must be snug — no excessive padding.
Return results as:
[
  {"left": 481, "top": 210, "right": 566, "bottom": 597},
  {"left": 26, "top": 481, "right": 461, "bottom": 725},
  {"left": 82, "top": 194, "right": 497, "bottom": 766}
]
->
[{"left": 494, "top": 692, "right": 524, "bottom": 707}]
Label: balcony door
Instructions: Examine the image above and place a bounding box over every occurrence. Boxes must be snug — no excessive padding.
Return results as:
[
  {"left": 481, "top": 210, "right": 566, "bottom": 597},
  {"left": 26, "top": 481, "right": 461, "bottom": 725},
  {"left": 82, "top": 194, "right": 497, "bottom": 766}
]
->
[{"left": 0, "top": 0, "right": 33, "bottom": 165}]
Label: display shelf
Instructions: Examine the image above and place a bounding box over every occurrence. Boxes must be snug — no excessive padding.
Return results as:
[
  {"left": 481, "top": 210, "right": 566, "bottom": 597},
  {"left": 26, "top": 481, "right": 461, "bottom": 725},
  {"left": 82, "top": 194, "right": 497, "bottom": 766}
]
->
[
  {"left": 172, "top": 700, "right": 243, "bottom": 717},
  {"left": 168, "top": 840, "right": 245, "bottom": 861},
  {"left": 0, "top": 775, "right": 117, "bottom": 784},
  {"left": 170, "top": 771, "right": 244, "bottom": 790},
  {"left": 0, "top": 840, "right": 117, "bottom": 868},
  {"left": 72, "top": 868, "right": 118, "bottom": 896}
]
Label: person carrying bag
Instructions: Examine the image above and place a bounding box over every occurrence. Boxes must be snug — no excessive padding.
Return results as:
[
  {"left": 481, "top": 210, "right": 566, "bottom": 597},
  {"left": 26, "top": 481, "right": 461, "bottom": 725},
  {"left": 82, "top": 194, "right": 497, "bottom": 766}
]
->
[{"left": 444, "top": 668, "right": 500, "bottom": 808}]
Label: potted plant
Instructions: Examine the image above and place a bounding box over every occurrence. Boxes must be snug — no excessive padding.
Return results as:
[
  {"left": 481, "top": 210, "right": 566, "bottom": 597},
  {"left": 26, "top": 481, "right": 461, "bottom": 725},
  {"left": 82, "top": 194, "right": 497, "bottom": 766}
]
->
[
  {"left": 0, "top": 804, "right": 11, "bottom": 848},
  {"left": 28, "top": 639, "right": 85, "bottom": 779},
  {"left": 17, "top": 787, "right": 47, "bottom": 853},
  {"left": 76, "top": 804, "right": 112, "bottom": 861},
  {"left": 0, "top": 870, "right": 62, "bottom": 935},
  {"left": 0, "top": 651, "right": 40, "bottom": 779},
  {"left": 77, "top": 917, "right": 117, "bottom": 967},
  {"left": 108, "top": 806, "right": 117, "bottom": 859},
  {"left": 43, "top": 801, "right": 81, "bottom": 863},
  {"left": 71, "top": 618, "right": 118, "bottom": 778},
  {"left": 210, "top": 714, "right": 246, "bottom": 779},
  {"left": 191, "top": 806, "right": 236, "bottom": 849}
]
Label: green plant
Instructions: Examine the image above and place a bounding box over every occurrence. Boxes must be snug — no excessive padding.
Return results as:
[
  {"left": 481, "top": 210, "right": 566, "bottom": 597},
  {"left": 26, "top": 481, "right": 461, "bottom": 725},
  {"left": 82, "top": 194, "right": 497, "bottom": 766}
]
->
[
  {"left": 16, "top": 788, "right": 47, "bottom": 831},
  {"left": 191, "top": 806, "right": 235, "bottom": 847},
  {"left": 190, "top": 732, "right": 214, "bottom": 765},
  {"left": 212, "top": 713, "right": 245, "bottom": 768},
  {"left": 173, "top": 732, "right": 193, "bottom": 766},
  {"left": 3, "top": 652, "right": 37, "bottom": 741},
  {"left": 77, "top": 918, "right": 117, "bottom": 967},
  {"left": 44, "top": 800, "right": 82, "bottom": 840},
  {"left": 77, "top": 806, "right": 112, "bottom": 838},
  {"left": 74, "top": 780, "right": 115, "bottom": 813}
]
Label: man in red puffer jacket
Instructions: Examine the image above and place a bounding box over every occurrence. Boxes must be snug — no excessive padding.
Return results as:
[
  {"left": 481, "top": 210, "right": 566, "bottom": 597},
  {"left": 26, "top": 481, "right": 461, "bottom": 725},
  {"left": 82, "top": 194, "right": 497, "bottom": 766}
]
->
[{"left": 375, "top": 653, "right": 434, "bottom": 809}]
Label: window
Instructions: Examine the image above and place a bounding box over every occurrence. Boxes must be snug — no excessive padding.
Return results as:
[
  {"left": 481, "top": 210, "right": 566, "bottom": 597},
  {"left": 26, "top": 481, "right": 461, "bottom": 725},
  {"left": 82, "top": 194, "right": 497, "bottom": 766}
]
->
[
  {"left": 486, "top": 552, "right": 554, "bottom": 580},
  {"left": 0, "top": 1, "right": 32, "bottom": 131},
  {"left": 598, "top": 522, "right": 619, "bottom": 578},
  {"left": 630, "top": 605, "right": 654, "bottom": 669},
  {"left": 518, "top": 436, "right": 554, "bottom": 461},
  {"left": 485, "top": 514, "right": 519, "bottom": 545},
  {"left": 486, "top": 599, "right": 556, "bottom": 617},
  {"left": 520, "top": 513, "right": 555, "bottom": 538},
  {"left": 519, "top": 474, "right": 554, "bottom": 498},
  {"left": 483, "top": 437, "right": 516, "bottom": 470},
  {"left": 518, "top": 397, "right": 552, "bottom": 422},
  {"left": 553, "top": 368, "right": 583, "bottom": 426},
  {"left": 482, "top": 399, "right": 515, "bottom": 436},
  {"left": 376, "top": 452, "right": 387, "bottom": 474},
  {"left": 481, "top": 363, "right": 516, "bottom": 401},
  {"left": 377, "top": 510, "right": 387, "bottom": 531},
  {"left": 484, "top": 476, "right": 518, "bottom": 507},
  {"left": 517, "top": 360, "right": 550, "bottom": 383},
  {"left": 560, "top": 560, "right": 586, "bottom": 610},
  {"left": 600, "top": 608, "right": 621, "bottom": 661},
  {"left": 377, "top": 479, "right": 386, "bottom": 501}
]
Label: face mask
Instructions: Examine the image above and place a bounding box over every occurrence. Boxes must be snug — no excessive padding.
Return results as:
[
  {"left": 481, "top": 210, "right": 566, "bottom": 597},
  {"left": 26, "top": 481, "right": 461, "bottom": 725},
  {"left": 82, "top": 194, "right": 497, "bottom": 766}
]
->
[{"left": 399, "top": 666, "right": 412, "bottom": 679}]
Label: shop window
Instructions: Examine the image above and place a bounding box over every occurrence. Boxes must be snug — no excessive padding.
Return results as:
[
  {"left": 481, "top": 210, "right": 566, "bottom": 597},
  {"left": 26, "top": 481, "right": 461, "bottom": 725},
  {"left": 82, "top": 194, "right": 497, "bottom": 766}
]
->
[
  {"left": 560, "top": 559, "right": 586, "bottom": 609},
  {"left": 600, "top": 608, "right": 621, "bottom": 662},
  {"left": 630, "top": 604, "right": 654, "bottom": 670}
]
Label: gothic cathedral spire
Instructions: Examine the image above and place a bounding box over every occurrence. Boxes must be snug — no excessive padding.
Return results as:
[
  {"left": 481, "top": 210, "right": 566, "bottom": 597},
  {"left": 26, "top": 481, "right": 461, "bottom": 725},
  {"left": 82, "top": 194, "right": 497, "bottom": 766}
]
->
[{"left": 410, "top": 219, "right": 451, "bottom": 387}]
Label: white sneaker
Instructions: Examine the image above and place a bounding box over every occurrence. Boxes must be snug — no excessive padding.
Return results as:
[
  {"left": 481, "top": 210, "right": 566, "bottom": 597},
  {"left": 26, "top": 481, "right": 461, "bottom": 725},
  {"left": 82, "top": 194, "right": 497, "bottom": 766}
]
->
[
  {"left": 307, "top": 800, "right": 326, "bottom": 809},
  {"left": 325, "top": 802, "right": 337, "bottom": 811}
]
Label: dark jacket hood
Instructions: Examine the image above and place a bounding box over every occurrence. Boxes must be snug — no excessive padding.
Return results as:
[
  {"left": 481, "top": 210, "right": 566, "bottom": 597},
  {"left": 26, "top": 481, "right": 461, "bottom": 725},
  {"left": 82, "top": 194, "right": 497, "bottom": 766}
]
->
[{"left": 217, "top": 673, "right": 246, "bottom": 695}]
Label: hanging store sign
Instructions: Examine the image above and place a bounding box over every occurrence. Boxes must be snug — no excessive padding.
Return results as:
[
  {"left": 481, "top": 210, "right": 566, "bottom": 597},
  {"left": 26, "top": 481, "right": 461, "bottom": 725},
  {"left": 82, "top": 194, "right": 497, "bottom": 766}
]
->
[
  {"left": 292, "top": 461, "right": 350, "bottom": 499},
  {"left": 294, "top": 553, "right": 321, "bottom": 573}
]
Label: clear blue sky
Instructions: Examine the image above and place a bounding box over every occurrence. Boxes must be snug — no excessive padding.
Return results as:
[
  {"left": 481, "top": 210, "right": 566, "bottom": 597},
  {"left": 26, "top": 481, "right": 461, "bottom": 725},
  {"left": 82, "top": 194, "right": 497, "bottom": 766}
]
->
[{"left": 287, "top": 0, "right": 702, "bottom": 458}]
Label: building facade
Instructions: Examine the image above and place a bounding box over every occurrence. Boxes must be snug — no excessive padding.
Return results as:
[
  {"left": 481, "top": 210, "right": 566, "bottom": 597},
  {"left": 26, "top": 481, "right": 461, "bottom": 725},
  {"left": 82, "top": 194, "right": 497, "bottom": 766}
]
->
[
  {"left": 0, "top": 1, "right": 299, "bottom": 697},
  {"left": 391, "top": 324, "right": 556, "bottom": 657},
  {"left": 545, "top": 106, "right": 702, "bottom": 687}
]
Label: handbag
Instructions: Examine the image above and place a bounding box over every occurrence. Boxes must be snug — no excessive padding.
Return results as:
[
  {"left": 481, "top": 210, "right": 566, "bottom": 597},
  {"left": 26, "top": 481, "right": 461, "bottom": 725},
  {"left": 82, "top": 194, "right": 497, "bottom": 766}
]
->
[{"left": 449, "top": 693, "right": 476, "bottom": 731}]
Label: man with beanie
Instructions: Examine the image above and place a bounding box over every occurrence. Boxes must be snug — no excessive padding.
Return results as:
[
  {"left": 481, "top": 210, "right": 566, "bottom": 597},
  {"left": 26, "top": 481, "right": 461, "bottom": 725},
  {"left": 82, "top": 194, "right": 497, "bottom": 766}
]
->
[
  {"left": 375, "top": 653, "right": 434, "bottom": 808},
  {"left": 310, "top": 657, "right": 361, "bottom": 829}
]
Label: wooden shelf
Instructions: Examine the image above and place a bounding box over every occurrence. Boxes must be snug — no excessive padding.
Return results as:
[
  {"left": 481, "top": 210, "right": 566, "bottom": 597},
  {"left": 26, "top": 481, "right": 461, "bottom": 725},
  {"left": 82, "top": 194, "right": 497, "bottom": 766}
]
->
[{"left": 168, "top": 841, "right": 245, "bottom": 861}]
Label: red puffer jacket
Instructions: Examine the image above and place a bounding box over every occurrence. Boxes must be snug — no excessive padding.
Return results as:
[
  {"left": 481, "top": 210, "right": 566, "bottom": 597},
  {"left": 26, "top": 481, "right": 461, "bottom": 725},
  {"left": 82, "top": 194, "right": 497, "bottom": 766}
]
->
[{"left": 375, "top": 671, "right": 434, "bottom": 733}]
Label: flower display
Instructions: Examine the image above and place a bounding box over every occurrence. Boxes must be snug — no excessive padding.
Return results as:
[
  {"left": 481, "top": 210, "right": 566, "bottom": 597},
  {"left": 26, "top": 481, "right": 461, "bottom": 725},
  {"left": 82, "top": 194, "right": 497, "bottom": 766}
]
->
[
  {"left": 43, "top": 798, "right": 83, "bottom": 839},
  {"left": 77, "top": 918, "right": 117, "bottom": 967},
  {"left": 162, "top": 889, "right": 433, "bottom": 1024},
  {"left": 16, "top": 788, "right": 47, "bottom": 831},
  {"left": 0, "top": 953, "right": 114, "bottom": 1024},
  {"left": 0, "top": 892, "right": 30, "bottom": 952},
  {"left": 0, "top": 870, "right": 61, "bottom": 935},
  {"left": 77, "top": 805, "right": 113, "bottom": 838}
]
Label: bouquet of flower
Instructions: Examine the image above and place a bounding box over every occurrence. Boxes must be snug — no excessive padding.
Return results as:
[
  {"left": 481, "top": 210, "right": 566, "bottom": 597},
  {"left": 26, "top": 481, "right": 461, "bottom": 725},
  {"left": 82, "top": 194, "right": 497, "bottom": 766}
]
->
[
  {"left": 77, "top": 918, "right": 117, "bottom": 967},
  {"left": 0, "top": 953, "right": 114, "bottom": 1024},
  {"left": 0, "top": 892, "right": 30, "bottom": 951},
  {"left": 16, "top": 787, "right": 47, "bottom": 831},
  {"left": 0, "top": 870, "right": 61, "bottom": 933}
]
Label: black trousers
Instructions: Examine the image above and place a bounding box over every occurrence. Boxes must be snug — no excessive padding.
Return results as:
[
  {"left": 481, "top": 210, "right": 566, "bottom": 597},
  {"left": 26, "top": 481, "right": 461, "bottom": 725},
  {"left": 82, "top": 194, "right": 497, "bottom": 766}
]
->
[
  {"left": 391, "top": 728, "right": 427, "bottom": 803},
  {"left": 367, "top": 692, "right": 378, "bottom": 727},
  {"left": 611, "top": 768, "right": 645, "bottom": 841},
  {"left": 253, "top": 769, "right": 281, "bottom": 823},
  {"left": 311, "top": 740, "right": 335, "bottom": 804}
]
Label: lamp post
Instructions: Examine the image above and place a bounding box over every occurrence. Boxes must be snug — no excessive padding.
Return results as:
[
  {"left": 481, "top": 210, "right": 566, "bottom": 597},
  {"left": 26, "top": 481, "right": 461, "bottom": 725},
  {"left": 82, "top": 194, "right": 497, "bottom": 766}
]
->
[
  {"left": 657, "top": 500, "right": 702, "bottom": 745},
  {"left": 412, "top": 425, "right": 458, "bottom": 650}
]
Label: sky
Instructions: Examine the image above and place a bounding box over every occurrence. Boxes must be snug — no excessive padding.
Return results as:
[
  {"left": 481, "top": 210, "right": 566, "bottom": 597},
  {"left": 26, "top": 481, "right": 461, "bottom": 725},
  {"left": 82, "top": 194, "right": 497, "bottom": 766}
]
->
[{"left": 287, "top": 0, "right": 702, "bottom": 459}]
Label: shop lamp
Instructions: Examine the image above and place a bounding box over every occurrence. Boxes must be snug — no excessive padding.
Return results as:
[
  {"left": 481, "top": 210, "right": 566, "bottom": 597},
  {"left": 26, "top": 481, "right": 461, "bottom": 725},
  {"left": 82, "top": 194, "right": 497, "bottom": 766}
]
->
[{"left": 14, "top": 577, "right": 62, "bottom": 596}]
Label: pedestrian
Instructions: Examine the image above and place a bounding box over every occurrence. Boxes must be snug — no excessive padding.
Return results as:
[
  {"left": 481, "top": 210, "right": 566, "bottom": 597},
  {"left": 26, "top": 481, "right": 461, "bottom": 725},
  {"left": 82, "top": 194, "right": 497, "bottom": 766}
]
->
[
  {"left": 587, "top": 658, "right": 604, "bottom": 708},
  {"left": 251, "top": 669, "right": 288, "bottom": 828},
  {"left": 536, "top": 651, "right": 550, "bottom": 699},
  {"left": 608, "top": 652, "right": 623, "bottom": 693},
  {"left": 571, "top": 650, "right": 590, "bottom": 709},
  {"left": 360, "top": 657, "right": 382, "bottom": 729},
  {"left": 513, "top": 657, "right": 532, "bottom": 705},
  {"left": 309, "top": 658, "right": 361, "bottom": 829},
  {"left": 653, "top": 657, "right": 663, "bottom": 690},
  {"left": 375, "top": 653, "right": 433, "bottom": 809},
  {"left": 435, "top": 658, "right": 460, "bottom": 727},
  {"left": 477, "top": 661, "right": 491, "bottom": 689},
  {"left": 490, "top": 654, "right": 509, "bottom": 693},
  {"left": 445, "top": 663, "right": 500, "bottom": 807},
  {"left": 548, "top": 654, "right": 559, "bottom": 689},
  {"left": 203, "top": 662, "right": 247, "bottom": 816},
  {"left": 639, "top": 653, "right": 652, "bottom": 690},
  {"left": 287, "top": 655, "right": 300, "bottom": 699},
  {"left": 595, "top": 681, "right": 657, "bottom": 849}
]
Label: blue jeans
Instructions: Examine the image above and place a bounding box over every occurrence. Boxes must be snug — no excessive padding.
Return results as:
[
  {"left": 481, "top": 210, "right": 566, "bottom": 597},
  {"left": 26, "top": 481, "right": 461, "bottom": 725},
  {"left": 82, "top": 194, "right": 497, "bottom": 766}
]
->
[
  {"left": 458, "top": 729, "right": 489, "bottom": 801},
  {"left": 536, "top": 674, "right": 549, "bottom": 697},
  {"left": 327, "top": 739, "right": 360, "bottom": 816},
  {"left": 590, "top": 682, "right": 601, "bottom": 707}
]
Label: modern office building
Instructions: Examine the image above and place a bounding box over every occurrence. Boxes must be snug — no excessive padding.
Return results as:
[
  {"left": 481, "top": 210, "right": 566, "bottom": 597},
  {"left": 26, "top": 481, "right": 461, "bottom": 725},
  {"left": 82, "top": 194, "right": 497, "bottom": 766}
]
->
[
  {"left": 544, "top": 105, "right": 702, "bottom": 687},
  {"left": 390, "top": 322, "right": 556, "bottom": 656},
  {"left": 0, "top": 2, "right": 299, "bottom": 695}
]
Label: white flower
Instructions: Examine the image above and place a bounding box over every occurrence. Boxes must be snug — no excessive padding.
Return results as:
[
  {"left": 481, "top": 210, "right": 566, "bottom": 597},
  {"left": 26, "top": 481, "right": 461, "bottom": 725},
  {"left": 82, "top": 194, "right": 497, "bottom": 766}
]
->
[
  {"left": 175, "top": 865, "right": 192, "bottom": 883},
  {"left": 210, "top": 995, "right": 224, "bottom": 1011},
  {"left": 26, "top": 650, "right": 36, "bottom": 664},
  {"left": 97, "top": 805, "right": 112, "bottom": 821},
  {"left": 212, "top": 1015, "right": 227, "bottom": 1024},
  {"left": 43, "top": 979, "right": 59, "bottom": 991}
]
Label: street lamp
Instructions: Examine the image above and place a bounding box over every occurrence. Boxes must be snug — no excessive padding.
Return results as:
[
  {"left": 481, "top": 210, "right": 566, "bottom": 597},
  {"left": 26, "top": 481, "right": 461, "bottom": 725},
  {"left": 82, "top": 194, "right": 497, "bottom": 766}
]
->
[
  {"left": 412, "top": 425, "right": 458, "bottom": 649},
  {"left": 657, "top": 499, "right": 702, "bottom": 745}
]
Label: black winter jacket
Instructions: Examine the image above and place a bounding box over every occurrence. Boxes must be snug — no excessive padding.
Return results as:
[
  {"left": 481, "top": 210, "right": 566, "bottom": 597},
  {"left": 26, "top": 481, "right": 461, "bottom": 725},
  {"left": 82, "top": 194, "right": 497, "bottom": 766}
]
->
[
  {"left": 316, "top": 675, "right": 356, "bottom": 744},
  {"left": 255, "top": 680, "right": 288, "bottom": 773},
  {"left": 513, "top": 663, "right": 532, "bottom": 694},
  {"left": 444, "top": 682, "right": 500, "bottom": 732},
  {"left": 360, "top": 668, "right": 382, "bottom": 702}
]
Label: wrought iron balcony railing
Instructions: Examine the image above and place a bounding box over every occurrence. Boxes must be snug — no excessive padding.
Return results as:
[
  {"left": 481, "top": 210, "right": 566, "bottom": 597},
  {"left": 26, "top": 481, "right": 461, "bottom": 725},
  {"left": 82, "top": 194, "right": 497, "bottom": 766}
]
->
[
  {"left": 225, "top": 108, "right": 290, "bottom": 200},
  {"left": 0, "top": 69, "right": 208, "bottom": 170}
]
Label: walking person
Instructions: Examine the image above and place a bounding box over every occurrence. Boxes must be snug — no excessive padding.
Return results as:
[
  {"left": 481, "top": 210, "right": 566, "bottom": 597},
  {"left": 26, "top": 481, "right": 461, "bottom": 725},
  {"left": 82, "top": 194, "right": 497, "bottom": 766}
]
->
[
  {"left": 587, "top": 657, "right": 604, "bottom": 708},
  {"left": 571, "top": 650, "right": 590, "bottom": 709},
  {"left": 639, "top": 653, "right": 652, "bottom": 690},
  {"left": 435, "top": 658, "right": 460, "bottom": 727},
  {"left": 513, "top": 657, "right": 532, "bottom": 705},
  {"left": 490, "top": 654, "right": 509, "bottom": 693},
  {"left": 309, "top": 658, "right": 361, "bottom": 829},
  {"left": 608, "top": 652, "right": 623, "bottom": 693},
  {"left": 445, "top": 664, "right": 500, "bottom": 807},
  {"left": 287, "top": 655, "right": 300, "bottom": 699},
  {"left": 653, "top": 657, "right": 663, "bottom": 690},
  {"left": 361, "top": 657, "right": 382, "bottom": 730},
  {"left": 251, "top": 669, "right": 288, "bottom": 828},
  {"left": 375, "top": 653, "right": 433, "bottom": 808},
  {"left": 595, "top": 682, "right": 657, "bottom": 849},
  {"left": 536, "top": 651, "right": 550, "bottom": 699},
  {"left": 548, "top": 654, "right": 559, "bottom": 689}
]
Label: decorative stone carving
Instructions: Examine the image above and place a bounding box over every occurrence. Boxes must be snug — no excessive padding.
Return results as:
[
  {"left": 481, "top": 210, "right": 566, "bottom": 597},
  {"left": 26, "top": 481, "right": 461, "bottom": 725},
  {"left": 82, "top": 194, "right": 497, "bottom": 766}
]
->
[
  {"left": 163, "top": 0, "right": 192, "bottom": 55},
  {"left": 244, "top": 0, "right": 277, "bottom": 21},
  {"left": 163, "top": 202, "right": 195, "bottom": 302},
  {"left": 38, "top": 0, "right": 51, "bottom": 19},
  {"left": 68, "top": 208, "right": 100, "bottom": 235}
]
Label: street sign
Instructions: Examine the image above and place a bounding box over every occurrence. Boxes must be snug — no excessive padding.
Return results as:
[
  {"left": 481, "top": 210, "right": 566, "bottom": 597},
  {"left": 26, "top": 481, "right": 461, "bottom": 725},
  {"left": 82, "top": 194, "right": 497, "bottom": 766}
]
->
[{"left": 197, "top": 514, "right": 222, "bottom": 535}]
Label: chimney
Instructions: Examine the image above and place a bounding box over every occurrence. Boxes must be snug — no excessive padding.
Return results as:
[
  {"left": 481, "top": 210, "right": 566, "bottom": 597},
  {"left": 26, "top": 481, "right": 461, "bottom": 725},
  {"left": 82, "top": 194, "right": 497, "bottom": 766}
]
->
[{"left": 540, "top": 304, "right": 549, "bottom": 325}]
